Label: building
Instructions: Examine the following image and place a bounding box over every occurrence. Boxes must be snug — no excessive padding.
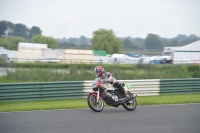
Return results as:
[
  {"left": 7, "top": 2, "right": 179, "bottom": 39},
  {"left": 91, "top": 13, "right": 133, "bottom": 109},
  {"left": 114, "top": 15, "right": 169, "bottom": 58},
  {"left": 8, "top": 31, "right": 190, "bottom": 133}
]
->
[
  {"left": 62, "top": 49, "right": 93, "bottom": 63},
  {"left": 173, "top": 40, "right": 200, "bottom": 64},
  {"left": 15, "top": 42, "right": 47, "bottom": 62}
]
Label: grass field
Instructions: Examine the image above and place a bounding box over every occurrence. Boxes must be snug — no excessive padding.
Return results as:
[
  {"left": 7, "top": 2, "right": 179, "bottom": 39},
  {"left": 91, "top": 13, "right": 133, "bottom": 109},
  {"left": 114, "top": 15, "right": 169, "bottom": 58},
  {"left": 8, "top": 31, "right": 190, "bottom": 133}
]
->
[
  {"left": 0, "top": 93, "right": 200, "bottom": 112},
  {"left": 1, "top": 63, "right": 200, "bottom": 83}
]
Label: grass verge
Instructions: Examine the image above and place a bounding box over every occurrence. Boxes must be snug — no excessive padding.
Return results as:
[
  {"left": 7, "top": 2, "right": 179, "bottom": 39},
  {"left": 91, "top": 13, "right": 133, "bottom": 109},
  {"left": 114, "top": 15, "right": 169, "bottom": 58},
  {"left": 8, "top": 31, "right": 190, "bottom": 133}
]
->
[
  {"left": 0, "top": 93, "right": 200, "bottom": 112},
  {"left": 1, "top": 64, "right": 200, "bottom": 83}
]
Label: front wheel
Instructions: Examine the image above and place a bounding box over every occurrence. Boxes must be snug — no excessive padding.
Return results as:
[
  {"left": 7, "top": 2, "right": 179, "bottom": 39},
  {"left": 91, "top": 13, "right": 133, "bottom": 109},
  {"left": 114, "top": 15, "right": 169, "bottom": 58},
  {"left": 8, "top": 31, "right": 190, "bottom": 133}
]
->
[
  {"left": 87, "top": 93, "right": 104, "bottom": 112},
  {"left": 122, "top": 92, "right": 137, "bottom": 111}
]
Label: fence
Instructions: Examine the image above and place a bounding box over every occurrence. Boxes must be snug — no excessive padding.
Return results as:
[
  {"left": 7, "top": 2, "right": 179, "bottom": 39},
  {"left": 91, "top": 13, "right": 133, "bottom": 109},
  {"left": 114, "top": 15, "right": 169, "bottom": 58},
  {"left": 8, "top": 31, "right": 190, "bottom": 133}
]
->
[
  {"left": 0, "top": 78, "right": 200, "bottom": 102},
  {"left": 0, "top": 81, "right": 85, "bottom": 102},
  {"left": 0, "top": 58, "right": 107, "bottom": 64},
  {"left": 84, "top": 79, "right": 161, "bottom": 97},
  {"left": 160, "top": 78, "right": 200, "bottom": 94},
  {"left": 1, "top": 58, "right": 200, "bottom": 65}
]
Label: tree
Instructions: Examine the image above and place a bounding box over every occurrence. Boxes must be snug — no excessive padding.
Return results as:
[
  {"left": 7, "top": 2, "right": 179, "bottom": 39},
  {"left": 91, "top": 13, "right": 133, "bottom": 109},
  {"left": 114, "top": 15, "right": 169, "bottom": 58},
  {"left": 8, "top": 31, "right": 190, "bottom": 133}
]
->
[
  {"left": 0, "top": 38, "right": 11, "bottom": 48},
  {"left": 188, "top": 34, "right": 199, "bottom": 43},
  {"left": 0, "top": 21, "right": 43, "bottom": 40},
  {"left": 68, "top": 37, "right": 79, "bottom": 44},
  {"left": 12, "top": 24, "right": 29, "bottom": 40},
  {"left": 32, "top": 35, "right": 58, "bottom": 49},
  {"left": 0, "top": 20, "right": 14, "bottom": 37},
  {"left": 0, "top": 21, "right": 7, "bottom": 37},
  {"left": 144, "top": 34, "right": 163, "bottom": 50},
  {"left": 122, "top": 39, "right": 134, "bottom": 49},
  {"left": 57, "top": 42, "right": 76, "bottom": 49},
  {"left": 30, "top": 26, "right": 42, "bottom": 39},
  {"left": 79, "top": 36, "right": 88, "bottom": 45},
  {"left": 91, "top": 28, "right": 122, "bottom": 54},
  {"left": 0, "top": 36, "right": 28, "bottom": 50},
  {"left": 6, "top": 36, "right": 28, "bottom": 50}
]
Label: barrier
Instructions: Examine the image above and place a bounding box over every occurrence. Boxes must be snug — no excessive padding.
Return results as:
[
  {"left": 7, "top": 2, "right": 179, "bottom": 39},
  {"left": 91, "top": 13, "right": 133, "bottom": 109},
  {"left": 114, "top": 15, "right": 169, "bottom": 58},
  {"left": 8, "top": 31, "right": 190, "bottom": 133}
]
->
[
  {"left": 160, "top": 78, "right": 200, "bottom": 94},
  {"left": 0, "top": 78, "right": 200, "bottom": 102},
  {"left": 83, "top": 79, "right": 160, "bottom": 97},
  {"left": 0, "top": 81, "right": 85, "bottom": 102}
]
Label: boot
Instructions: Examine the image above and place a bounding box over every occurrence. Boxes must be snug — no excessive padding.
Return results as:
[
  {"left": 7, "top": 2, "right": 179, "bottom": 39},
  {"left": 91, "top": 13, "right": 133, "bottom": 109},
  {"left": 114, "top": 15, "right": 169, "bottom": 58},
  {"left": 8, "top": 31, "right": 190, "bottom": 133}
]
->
[
  {"left": 119, "top": 85, "right": 127, "bottom": 97},
  {"left": 113, "top": 82, "right": 127, "bottom": 99},
  {"left": 121, "top": 90, "right": 127, "bottom": 98},
  {"left": 119, "top": 88, "right": 127, "bottom": 100}
]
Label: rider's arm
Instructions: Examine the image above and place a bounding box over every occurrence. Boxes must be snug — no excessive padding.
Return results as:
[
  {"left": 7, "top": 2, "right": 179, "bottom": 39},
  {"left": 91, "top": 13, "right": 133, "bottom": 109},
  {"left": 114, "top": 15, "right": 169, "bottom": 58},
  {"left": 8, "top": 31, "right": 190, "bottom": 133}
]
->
[
  {"left": 106, "top": 72, "right": 116, "bottom": 83},
  {"left": 92, "top": 79, "right": 101, "bottom": 90}
]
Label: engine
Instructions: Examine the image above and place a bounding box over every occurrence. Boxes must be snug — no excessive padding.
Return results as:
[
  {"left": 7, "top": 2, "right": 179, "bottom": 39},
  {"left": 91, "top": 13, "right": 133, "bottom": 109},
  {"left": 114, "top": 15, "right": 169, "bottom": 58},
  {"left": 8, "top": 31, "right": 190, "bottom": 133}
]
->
[
  {"left": 99, "top": 88, "right": 120, "bottom": 105},
  {"left": 107, "top": 91, "right": 118, "bottom": 101}
]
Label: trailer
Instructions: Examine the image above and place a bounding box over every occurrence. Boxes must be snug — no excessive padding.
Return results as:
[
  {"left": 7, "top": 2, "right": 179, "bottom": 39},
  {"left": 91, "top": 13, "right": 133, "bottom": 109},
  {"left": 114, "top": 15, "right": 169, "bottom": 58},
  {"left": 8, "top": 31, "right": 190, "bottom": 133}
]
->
[
  {"left": 38, "top": 49, "right": 62, "bottom": 63},
  {"left": 160, "top": 47, "right": 181, "bottom": 64},
  {"left": 16, "top": 42, "right": 47, "bottom": 62},
  {"left": 0, "top": 47, "right": 18, "bottom": 62}
]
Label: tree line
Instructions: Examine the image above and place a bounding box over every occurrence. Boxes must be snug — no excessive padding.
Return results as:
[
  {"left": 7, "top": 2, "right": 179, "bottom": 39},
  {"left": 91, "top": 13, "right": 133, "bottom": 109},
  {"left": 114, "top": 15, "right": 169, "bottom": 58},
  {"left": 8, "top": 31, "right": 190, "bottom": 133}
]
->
[
  {"left": 121, "top": 34, "right": 200, "bottom": 51},
  {"left": 0, "top": 20, "right": 57, "bottom": 50},
  {"left": 58, "top": 30, "right": 200, "bottom": 54},
  {"left": 1, "top": 20, "right": 200, "bottom": 54}
]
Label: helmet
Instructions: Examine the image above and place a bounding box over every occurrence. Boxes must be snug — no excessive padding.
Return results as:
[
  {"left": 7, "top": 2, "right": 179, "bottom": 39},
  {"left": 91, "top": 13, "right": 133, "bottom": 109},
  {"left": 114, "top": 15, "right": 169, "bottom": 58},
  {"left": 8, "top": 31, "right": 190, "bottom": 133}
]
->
[{"left": 94, "top": 66, "right": 104, "bottom": 77}]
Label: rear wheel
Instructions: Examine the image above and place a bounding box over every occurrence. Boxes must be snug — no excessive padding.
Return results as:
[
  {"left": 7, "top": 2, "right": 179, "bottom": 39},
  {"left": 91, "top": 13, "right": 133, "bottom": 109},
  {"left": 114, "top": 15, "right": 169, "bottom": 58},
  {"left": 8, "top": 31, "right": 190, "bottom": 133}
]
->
[
  {"left": 87, "top": 93, "right": 104, "bottom": 112},
  {"left": 122, "top": 92, "right": 137, "bottom": 111}
]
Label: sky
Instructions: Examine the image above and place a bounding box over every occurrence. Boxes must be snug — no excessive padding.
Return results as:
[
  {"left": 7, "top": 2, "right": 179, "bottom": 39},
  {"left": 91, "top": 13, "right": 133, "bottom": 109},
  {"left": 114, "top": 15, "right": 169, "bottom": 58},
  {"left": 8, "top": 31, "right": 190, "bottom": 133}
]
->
[{"left": 0, "top": 0, "right": 200, "bottom": 39}]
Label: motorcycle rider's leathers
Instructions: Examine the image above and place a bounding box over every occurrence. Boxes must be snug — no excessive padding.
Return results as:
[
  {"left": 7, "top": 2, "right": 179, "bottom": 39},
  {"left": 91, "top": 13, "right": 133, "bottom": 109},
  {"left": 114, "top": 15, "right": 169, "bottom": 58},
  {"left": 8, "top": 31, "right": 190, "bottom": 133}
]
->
[{"left": 92, "top": 72, "right": 126, "bottom": 97}]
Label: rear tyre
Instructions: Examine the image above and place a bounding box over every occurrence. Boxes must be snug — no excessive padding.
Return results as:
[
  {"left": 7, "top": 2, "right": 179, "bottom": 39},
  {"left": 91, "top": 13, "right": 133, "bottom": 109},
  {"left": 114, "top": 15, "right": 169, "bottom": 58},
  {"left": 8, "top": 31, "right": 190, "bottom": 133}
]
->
[
  {"left": 87, "top": 93, "right": 104, "bottom": 112},
  {"left": 122, "top": 92, "right": 137, "bottom": 111}
]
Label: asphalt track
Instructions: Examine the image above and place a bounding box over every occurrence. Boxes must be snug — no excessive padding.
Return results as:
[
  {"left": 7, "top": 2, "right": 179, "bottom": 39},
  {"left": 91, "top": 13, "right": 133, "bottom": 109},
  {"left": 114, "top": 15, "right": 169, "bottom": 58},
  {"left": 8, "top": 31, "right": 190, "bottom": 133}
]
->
[{"left": 0, "top": 104, "right": 200, "bottom": 133}]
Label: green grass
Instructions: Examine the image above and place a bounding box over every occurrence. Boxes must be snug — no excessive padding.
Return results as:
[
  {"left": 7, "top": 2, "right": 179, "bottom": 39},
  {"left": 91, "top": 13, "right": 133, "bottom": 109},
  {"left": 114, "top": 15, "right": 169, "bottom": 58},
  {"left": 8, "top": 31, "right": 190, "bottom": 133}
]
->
[
  {"left": 1, "top": 64, "right": 200, "bottom": 83},
  {"left": 138, "top": 93, "right": 200, "bottom": 105},
  {"left": 0, "top": 93, "right": 200, "bottom": 112}
]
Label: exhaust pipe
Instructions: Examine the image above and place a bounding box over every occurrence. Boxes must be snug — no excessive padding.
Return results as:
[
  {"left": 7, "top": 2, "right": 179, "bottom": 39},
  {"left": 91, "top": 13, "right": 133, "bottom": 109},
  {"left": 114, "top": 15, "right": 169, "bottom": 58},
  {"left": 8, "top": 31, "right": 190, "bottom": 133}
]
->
[{"left": 114, "top": 96, "right": 134, "bottom": 106}]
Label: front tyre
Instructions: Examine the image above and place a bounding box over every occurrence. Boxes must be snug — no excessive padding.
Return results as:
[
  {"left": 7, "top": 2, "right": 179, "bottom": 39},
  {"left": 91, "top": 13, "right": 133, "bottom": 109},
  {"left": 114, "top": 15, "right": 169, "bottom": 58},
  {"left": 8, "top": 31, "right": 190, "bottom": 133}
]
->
[
  {"left": 122, "top": 92, "right": 137, "bottom": 111},
  {"left": 87, "top": 93, "right": 104, "bottom": 112}
]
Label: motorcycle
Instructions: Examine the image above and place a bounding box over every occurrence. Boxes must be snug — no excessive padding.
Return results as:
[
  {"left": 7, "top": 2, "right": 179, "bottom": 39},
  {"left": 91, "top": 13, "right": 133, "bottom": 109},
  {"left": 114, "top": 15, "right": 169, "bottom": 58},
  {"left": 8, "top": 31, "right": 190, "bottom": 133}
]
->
[{"left": 87, "top": 82, "right": 137, "bottom": 112}]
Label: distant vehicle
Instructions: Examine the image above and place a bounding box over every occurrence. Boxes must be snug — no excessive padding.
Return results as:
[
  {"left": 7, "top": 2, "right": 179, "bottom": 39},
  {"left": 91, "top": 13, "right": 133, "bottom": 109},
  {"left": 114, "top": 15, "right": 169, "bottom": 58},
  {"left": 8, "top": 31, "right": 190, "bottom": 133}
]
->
[
  {"left": 111, "top": 54, "right": 128, "bottom": 64},
  {"left": 111, "top": 54, "right": 140, "bottom": 64},
  {"left": 37, "top": 49, "right": 62, "bottom": 63},
  {"left": 0, "top": 54, "right": 8, "bottom": 62},
  {"left": 120, "top": 57, "right": 140, "bottom": 64},
  {"left": 125, "top": 54, "right": 144, "bottom": 58},
  {"left": 160, "top": 47, "right": 181, "bottom": 63},
  {"left": 0, "top": 47, "right": 18, "bottom": 62},
  {"left": 139, "top": 56, "right": 153, "bottom": 64}
]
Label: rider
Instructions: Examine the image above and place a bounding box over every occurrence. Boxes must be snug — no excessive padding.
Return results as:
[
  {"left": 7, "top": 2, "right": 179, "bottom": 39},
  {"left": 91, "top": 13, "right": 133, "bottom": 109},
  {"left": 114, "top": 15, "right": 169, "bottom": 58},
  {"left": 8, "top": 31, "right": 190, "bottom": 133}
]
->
[{"left": 92, "top": 66, "right": 127, "bottom": 99}]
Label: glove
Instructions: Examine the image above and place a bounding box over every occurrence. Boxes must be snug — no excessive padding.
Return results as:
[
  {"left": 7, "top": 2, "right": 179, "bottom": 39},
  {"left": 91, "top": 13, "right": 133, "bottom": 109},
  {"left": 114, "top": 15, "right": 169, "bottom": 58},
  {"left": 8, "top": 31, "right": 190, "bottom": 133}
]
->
[{"left": 107, "top": 77, "right": 114, "bottom": 83}]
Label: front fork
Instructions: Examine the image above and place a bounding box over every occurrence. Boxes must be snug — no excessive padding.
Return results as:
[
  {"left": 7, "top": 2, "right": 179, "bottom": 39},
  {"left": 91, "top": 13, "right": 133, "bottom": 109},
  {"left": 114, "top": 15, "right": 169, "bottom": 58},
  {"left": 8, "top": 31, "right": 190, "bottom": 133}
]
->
[
  {"left": 97, "top": 89, "right": 100, "bottom": 103},
  {"left": 90, "top": 89, "right": 103, "bottom": 103}
]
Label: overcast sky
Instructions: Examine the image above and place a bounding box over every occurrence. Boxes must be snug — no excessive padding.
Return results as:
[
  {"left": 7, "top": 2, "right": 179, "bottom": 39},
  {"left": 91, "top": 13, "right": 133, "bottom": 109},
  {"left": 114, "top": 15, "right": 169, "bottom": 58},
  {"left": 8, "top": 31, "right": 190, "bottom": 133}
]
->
[{"left": 0, "top": 0, "right": 200, "bottom": 39}]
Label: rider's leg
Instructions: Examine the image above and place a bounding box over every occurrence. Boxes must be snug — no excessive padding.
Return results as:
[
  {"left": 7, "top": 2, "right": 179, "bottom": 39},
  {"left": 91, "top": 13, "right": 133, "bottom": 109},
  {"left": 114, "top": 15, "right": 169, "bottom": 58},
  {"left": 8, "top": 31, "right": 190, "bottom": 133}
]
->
[{"left": 113, "top": 82, "right": 127, "bottom": 98}]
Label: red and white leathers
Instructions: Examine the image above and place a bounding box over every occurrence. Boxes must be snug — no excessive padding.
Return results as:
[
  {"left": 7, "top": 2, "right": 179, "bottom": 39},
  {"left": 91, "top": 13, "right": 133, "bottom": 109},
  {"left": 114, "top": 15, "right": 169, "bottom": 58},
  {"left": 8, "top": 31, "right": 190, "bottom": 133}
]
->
[
  {"left": 92, "top": 72, "right": 127, "bottom": 97},
  {"left": 92, "top": 72, "right": 116, "bottom": 90}
]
